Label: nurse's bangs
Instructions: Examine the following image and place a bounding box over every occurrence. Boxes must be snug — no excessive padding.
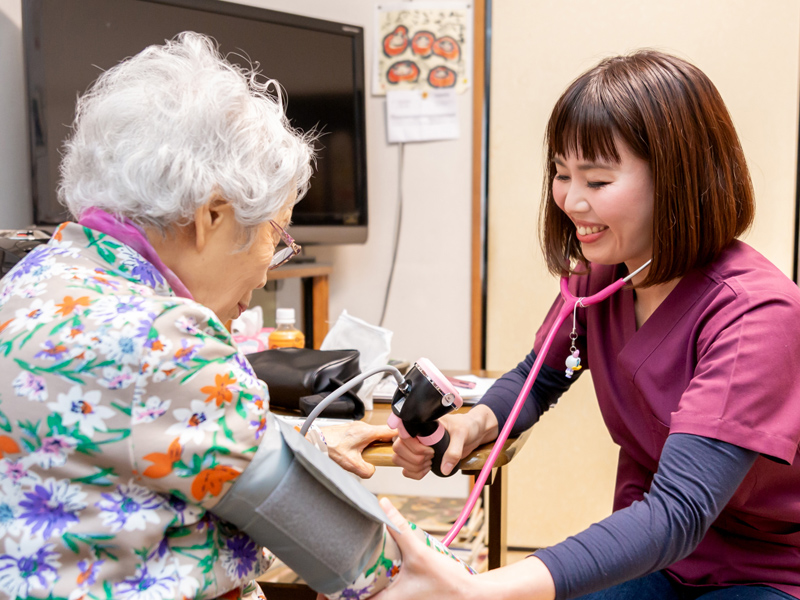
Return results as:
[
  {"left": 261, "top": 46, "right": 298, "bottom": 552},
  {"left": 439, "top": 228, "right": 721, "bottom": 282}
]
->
[{"left": 547, "top": 81, "right": 623, "bottom": 165}]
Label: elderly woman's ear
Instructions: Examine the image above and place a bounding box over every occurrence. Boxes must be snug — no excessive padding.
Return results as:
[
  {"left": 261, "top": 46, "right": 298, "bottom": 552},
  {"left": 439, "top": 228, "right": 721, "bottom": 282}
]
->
[{"left": 191, "top": 194, "right": 237, "bottom": 252}]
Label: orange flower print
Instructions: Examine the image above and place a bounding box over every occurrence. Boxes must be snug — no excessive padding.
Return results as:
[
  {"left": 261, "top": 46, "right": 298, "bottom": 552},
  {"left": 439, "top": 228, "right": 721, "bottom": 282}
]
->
[
  {"left": 35, "top": 341, "right": 69, "bottom": 361},
  {"left": 0, "top": 319, "right": 13, "bottom": 334},
  {"left": 200, "top": 373, "right": 237, "bottom": 407},
  {"left": 55, "top": 295, "right": 91, "bottom": 317},
  {"left": 86, "top": 269, "right": 119, "bottom": 291},
  {"left": 218, "top": 588, "right": 242, "bottom": 600},
  {"left": 0, "top": 435, "right": 20, "bottom": 458},
  {"left": 53, "top": 222, "right": 67, "bottom": 241},
  {"left": 191, "top": 465, "right": 240, "bottom": 501},
  {"left": 174, "top": 340, "right": 197, "bottom": 363},
  {"left": 142, "top": 438, "right": 182, "bottom": 479}
]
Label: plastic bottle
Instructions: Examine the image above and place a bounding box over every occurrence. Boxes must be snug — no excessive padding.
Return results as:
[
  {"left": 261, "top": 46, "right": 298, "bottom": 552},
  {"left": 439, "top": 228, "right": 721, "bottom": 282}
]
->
[{"left": 268, "top": 308, "right": 305, "bottom": 349}]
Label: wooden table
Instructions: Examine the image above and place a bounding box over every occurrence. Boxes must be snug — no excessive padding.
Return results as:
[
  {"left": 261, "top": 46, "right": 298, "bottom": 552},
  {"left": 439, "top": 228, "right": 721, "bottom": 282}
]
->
[
  {"left": 363, "top": 403, "right": 530, "bottom": 570},
  {"left": 269, "top": 262, "right": 332, "bottom": 349},
  {"left": 259, "top": 375, "right": 530, "bottom": 599}
]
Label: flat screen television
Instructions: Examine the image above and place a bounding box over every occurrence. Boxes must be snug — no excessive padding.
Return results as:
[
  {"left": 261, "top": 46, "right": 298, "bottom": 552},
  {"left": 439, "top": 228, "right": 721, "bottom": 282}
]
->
[{"left": 22, "top": 0, "right": 368, "bottom": 244}]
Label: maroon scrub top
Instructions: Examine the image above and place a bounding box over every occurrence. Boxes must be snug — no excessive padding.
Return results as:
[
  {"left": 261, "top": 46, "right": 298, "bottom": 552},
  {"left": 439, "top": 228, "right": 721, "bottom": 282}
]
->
[{"left": 533, "top": 241, "right": 800, "bottom": 597}]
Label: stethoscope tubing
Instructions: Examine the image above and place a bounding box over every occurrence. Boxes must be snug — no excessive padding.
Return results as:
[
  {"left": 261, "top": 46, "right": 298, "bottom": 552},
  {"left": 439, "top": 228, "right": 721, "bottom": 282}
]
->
[{"left": 442, "top": 260, "right": 651, "bottom": 547}]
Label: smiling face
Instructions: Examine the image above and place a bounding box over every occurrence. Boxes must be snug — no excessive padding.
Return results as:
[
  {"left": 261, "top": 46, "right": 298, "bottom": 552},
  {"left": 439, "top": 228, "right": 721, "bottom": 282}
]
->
[{"left": 552, "top": 139, "right": 654, "bottom": 272}]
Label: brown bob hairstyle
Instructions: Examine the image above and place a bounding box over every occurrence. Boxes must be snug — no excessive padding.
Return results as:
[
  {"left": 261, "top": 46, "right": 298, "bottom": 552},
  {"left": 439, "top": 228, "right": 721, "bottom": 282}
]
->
[{"left": 540, "top": 50, "right": 755, "bottom": 287}]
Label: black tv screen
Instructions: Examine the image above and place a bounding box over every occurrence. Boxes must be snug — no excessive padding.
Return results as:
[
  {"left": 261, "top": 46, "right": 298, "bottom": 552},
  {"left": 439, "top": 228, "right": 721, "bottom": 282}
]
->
[{"left": 23, "top": 0, "right": 368, "bottom": 244}]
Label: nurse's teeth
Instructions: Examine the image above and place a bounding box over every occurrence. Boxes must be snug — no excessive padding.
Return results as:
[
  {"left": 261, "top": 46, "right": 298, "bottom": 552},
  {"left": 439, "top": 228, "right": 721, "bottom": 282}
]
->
[{"left": 577, "top": 226, "right": 607, "bottom": 235}]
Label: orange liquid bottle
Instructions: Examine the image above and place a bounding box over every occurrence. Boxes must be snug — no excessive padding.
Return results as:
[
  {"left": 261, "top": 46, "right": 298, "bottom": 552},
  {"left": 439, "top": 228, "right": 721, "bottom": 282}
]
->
[{"left": 268, "top": 308, "right": 305, "bottom": 349}]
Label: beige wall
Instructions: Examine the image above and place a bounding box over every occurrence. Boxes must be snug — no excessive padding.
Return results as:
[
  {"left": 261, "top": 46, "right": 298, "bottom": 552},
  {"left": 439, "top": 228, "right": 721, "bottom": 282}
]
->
[{"left": 487, "top": 0, "right": 800, "bottom": 548}]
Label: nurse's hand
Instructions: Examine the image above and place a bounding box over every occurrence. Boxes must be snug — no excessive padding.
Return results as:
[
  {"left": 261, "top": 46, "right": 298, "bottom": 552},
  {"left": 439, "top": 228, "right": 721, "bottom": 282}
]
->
[
  {"left": 375, "top": 496, "right": 557, "bottom": 600},
  {"left": 392, "top": 405, "right": 499, "bottom": 479},
  {"left": 323, "top": 422, "right": 396, "bottom": 479},
  {"left": 373, "top": 497, "right": 480, "bottom": 600}
]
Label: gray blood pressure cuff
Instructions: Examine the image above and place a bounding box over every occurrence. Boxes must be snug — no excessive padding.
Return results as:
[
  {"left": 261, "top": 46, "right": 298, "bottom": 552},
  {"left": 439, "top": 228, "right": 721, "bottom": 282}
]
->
[{"left": 211, "top": 413, "right": 396, "bottom": 594}]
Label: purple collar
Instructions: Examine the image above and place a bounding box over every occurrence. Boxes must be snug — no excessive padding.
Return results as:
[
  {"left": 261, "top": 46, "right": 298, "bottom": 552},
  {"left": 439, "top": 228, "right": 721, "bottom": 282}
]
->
[{"left": 78, "top": 208, "right": 193, "bottom": 299}]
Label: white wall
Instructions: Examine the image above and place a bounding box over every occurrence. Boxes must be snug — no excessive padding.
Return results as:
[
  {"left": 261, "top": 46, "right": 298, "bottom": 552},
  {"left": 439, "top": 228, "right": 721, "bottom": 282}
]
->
[
  {"left": 0, "top": 0, "right": 32, "bottom": 229},
  {"left": 0, "top": 0, "right": 473, "bottom": 371}
]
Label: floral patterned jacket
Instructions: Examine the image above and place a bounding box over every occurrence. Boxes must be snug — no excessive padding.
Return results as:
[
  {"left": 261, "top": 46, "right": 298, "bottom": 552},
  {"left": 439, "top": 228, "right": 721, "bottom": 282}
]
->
[{"left": 0, "top": 223, "right": 273, "bottom": 600}]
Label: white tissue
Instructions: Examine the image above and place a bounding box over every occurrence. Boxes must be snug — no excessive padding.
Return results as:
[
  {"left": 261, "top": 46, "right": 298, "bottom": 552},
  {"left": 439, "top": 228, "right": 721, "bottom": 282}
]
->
[
  {"left": 231, "top": 305, "right": 264, "bottom": 336},
  {"left": 320, "top": 310, "right": 393, "bottom": 410}
]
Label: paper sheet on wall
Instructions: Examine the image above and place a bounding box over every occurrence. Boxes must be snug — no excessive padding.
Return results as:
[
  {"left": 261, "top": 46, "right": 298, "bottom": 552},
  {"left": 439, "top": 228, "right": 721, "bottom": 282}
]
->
[
  {"left": 386, "top": 89, "right": 459, "bottom": 143},
  {"left": 374, "top": 2, "right": 472, "bottom": 96}
]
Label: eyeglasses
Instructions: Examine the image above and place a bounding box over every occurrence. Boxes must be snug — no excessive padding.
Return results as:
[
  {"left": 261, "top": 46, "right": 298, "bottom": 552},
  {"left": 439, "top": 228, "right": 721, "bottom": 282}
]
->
[{"left": 268, "top": 220, "right": 302, "bottom": 270}]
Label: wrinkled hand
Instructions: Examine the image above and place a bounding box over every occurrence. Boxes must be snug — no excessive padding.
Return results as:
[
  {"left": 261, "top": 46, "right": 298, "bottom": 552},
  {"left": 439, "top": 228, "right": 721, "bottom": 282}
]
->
[
  {"left": 323, "top": 421, "right": 396, "bottom": 478},
  {"left": 392, "top": 406, "right": 498, "bottom": 479}
]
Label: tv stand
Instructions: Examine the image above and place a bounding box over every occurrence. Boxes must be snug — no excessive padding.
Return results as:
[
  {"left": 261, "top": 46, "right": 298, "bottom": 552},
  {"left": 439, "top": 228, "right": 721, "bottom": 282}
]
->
[{"left": 290, "top": 255, "right": 316, "bottom": 264}]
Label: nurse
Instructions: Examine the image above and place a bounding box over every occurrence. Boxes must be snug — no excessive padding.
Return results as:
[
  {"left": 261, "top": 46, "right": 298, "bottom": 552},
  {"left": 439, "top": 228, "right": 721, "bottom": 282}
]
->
[{"left": 386, "top": 50, "right": 800, "bottom": 599}]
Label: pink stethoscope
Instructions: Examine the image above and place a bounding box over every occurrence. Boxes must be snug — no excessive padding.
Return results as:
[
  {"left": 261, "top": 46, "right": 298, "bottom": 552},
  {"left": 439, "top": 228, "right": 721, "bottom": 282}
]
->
[{"left": 441, "top": 258, "right": 652, "bottom": 547}]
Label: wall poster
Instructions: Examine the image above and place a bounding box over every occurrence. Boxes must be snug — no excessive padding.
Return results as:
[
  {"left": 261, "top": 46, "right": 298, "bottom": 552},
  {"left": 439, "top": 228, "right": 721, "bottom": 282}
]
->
[{"left": 374, "top": 2, "right": 472, "bottom": 96}]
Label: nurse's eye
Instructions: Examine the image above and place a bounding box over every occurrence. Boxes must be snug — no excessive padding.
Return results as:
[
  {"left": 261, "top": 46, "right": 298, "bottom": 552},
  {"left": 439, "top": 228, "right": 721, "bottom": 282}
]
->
[{"left": 587, "top": 181, "right": 610, "bottom": 189}]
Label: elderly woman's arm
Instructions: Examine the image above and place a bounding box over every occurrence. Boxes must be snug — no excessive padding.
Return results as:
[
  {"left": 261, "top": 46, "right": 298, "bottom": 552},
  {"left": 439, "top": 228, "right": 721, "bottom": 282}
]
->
[{"left": 131, "top": 301, "right": 386, "bottom": 504}]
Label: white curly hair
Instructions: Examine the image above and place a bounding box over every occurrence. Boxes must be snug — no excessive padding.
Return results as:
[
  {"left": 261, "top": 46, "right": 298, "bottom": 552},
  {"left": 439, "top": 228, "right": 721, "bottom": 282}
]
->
[{"left": 58, "top": 31, "right": 314, "bottom": 237}]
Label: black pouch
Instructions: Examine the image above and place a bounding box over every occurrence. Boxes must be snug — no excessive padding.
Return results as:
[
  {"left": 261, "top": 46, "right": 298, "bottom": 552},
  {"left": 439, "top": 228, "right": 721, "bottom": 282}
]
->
[{"left": 247, "top": 348, "right": 365, "bottom": 420}]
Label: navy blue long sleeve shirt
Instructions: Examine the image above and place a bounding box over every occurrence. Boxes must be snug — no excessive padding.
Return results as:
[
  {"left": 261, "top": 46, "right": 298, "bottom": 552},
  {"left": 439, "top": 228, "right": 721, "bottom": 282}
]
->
[{"left": 477, "top": 351, "right": 757, "bottom": 600}]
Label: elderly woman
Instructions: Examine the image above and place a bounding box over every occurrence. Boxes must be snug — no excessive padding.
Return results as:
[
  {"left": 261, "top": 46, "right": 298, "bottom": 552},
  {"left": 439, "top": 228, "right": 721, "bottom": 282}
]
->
[{"left": 0, "top": 32, "right": 423, "bottom": 600}]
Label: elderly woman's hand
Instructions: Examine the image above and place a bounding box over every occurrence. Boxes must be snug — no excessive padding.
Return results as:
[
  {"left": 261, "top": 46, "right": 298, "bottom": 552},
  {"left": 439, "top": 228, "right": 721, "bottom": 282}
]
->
[{"left": 322, "top": 422, "right": 396, "bottom": 478}]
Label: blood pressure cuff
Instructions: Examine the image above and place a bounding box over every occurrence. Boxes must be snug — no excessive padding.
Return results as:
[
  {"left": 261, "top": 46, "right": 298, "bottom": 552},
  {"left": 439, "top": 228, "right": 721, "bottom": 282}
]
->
[{"left": 211, "top": 414, "right": 396, "bottom": 594}]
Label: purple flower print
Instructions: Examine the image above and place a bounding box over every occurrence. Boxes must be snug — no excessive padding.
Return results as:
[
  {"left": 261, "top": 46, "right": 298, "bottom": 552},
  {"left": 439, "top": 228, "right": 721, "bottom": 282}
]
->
[
  {"left": 116, "top": 245, "right": 165, "bottom": 289},
  {"left": 92, "top": 295, "right": 150, "bottom": 327},
  {"left": 0, "top": 458, "right": 40, "bottom": 487},
  {"left": 337, "top": 584, "right": 374, "bottom": 600},
  {"left": 76, "top": 559, "right": 105, "bottom": 587},
  {"left": 96, "top": 481, "right": 164, "bottom": 533},
  {"left": 131, "top": 396, "right": 170, "bottom": 425},
  {"left": 34, "top": 339, "right": 71, "bottom": 361},
  {"left": 60, "top": 321, "right": 85, "bottom": 342},
  {"left": 0, "top": 537, "right": 60, "bottom": 598},
  {"left": 221, "top": 532, "right": 260, "bottom": 581},
  {"left": 114, "top": 297, "right": 145, "bottom": 316},
  {"left": 250, "top": 416, "right": 267, "bottom": 440},
  {"left": 233, "top": 353, "right": 257, "bottom": 379},
  {"left": 196, "top": 513, "right": 217, "bottom": 533},
  {"left": 114, "top": 557, "right": 177, "bottom": 600},
  {"left": 12, "top": 371, "right": 48, "bottom": 402},
  {"left": 18, "top": 477, "right": 87, "bottom": 538},
  {"left": 131, "top": 260, "right": 164, "bottom": 288},
  {"left": 90, "top": 269, "right": 121, "bottom": 290},
  {"left": 136, "top": 318, "right": 155, "bottom": 340},
  {"left": 151, "top": 537, "right": 170, "bottom": 560},
  {"left": 30, "top": 434, "right": 76, "bottom": 469},
  {"left": 168, "top": 495, "right": 186, "bottom": 513},
  {"left": 173, "top": 339, "right": 199, "bottom": 364},
  {"left": 6, "top": 247, "right": 48, "bottom": 281}
]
